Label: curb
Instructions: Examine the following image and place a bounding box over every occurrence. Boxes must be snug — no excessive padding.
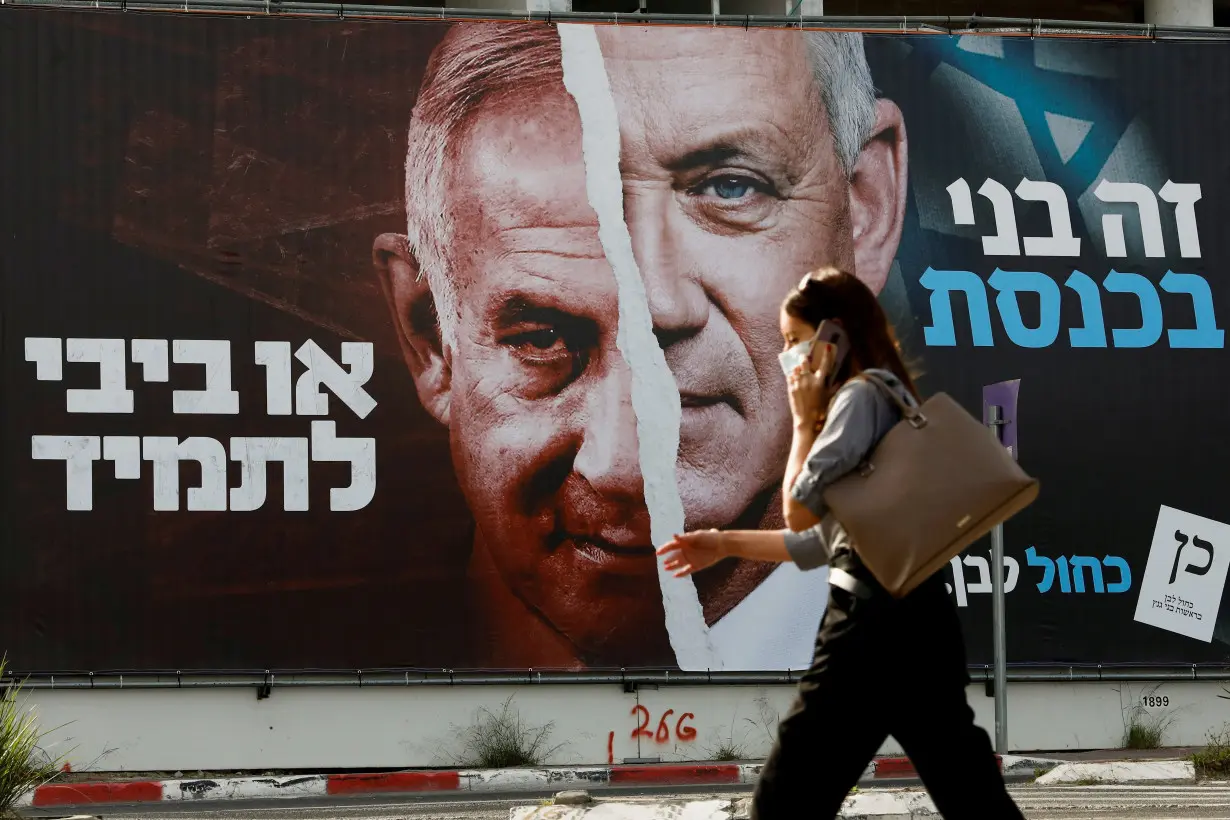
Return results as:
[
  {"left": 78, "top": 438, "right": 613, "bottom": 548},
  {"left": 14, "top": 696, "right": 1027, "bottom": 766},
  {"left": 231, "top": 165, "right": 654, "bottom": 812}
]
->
[
  {"left": 23, "top": 764, "right": 755, "bottom": 808},
  {"left": 20, "top": 755, "right": 1035, "bottom": 808},
  {"left": 510, "top": 791, "right": 944, "bottom": 820},
  {"left": 1034, "top": 759, "right": 1196, "bottom": 785}
]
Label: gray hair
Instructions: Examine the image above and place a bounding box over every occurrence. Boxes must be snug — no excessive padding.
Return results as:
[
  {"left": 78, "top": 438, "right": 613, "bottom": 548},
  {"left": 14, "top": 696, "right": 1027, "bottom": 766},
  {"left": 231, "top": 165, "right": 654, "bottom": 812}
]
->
[
  {"left": 806, "top": 30, "right": 878, "bottom": 178},
  {"left": 403, "top": 24, "right": 878, "bottom": 344}
]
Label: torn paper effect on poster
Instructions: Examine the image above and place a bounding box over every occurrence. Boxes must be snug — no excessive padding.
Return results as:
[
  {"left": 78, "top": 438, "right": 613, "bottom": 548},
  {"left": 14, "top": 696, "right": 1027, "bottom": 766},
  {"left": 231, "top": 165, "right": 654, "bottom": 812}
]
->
[{"left": 557, "top": 24, "right": 720, "bottom": 672}]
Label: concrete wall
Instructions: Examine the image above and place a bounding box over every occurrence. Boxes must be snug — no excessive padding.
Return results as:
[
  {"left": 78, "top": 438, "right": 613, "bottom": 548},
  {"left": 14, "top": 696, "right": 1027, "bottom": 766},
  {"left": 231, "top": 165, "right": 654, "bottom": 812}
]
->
[
  {"left": 24, "top": 680, "right": 1229, "bottom": 772},
  {"left": 1144, "top": 0, "right": 1214, "bottom": 26}
]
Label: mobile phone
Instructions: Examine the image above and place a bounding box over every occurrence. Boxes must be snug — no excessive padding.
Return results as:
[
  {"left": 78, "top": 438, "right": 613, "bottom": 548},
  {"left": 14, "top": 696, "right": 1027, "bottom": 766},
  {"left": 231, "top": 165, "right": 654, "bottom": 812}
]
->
[{"left": 809, "top": 320, "right": 850, "bottom": 382}]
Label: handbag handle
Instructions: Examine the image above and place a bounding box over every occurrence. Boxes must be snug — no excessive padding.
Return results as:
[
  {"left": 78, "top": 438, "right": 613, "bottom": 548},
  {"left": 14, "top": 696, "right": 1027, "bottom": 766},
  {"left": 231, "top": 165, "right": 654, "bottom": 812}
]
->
[{"left": 856, "top": 372, "right": 928, "bottom": 429}]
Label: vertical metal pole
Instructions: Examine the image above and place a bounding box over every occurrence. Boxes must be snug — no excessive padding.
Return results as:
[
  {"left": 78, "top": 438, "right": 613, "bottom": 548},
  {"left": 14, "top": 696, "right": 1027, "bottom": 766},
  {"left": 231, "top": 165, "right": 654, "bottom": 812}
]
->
[{"left": 987, "top": 404, "right": 1008, "bottom": 754}]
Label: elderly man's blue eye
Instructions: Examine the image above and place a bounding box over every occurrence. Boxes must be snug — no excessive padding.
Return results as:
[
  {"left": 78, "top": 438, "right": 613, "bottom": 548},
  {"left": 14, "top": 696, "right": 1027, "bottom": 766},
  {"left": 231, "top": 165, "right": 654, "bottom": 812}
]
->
[{"left": 710, "top": 177, "right": 753, "bottom": 199}]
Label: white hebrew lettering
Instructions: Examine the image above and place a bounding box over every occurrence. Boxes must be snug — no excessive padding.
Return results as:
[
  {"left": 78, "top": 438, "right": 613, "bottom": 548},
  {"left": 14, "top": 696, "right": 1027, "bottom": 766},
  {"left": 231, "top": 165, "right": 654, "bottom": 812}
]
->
[
  {"left": 1159, "top": 181, "right": 1202, "bottom": 259},
  {"left": 66, "top": 338, "right": 133, "bottom": 414},
  {"left": 978, "top": 179, "right": 1021, "bottom": 256},
  {"left": 172, "top": 340, "right": 239, "bottom": 415},
  {"left": 142, "top": 436, "right": 228, "bottom": 511},
  {"left": 946, "top": 178, "right": 976, "bottom": 225},
  {"left": 963, "top": 555, "right": 992, "bottom": 594},
  {"left": 131, "top": 339, "right": 169, "bottom": 382},
  {"left": 1015, "top": 179, "right": 1081, "bottom": 257},
  {"left": 1095, "top": 180, "right": 1165, "bottom": 258},
  {"left": 32, "top": 435, "right": 100, "bottom": 510},
  {"left": 310, "top": 420, "right": 376, "bottom": 511},
  {"left": 295, "top": 341, "right": 377, "bottom": 419},
  {"left": 230, "top": 437, "right": 310, "bottom": 512},
  {"left": 25, "top": 337, "right": 63, "bottom": 381},
  {"left": 1004, "top": 555, "right": 1020, "bottom": 593},
  {"left": 947, "top": 555, "right": 968, "bottom": 607},
  {"left": 102, "top": 435, "right": 141, "bottom": 480},
  {"left": 255, "top": 341, "right": 294, "bottom": 416}
]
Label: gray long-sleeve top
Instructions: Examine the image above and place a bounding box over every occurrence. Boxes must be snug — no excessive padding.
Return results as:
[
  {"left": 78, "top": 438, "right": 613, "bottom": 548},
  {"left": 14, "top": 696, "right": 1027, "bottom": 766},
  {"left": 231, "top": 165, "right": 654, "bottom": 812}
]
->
[{"left": 781, "top": 368, "right": 918, "bottom": 571}]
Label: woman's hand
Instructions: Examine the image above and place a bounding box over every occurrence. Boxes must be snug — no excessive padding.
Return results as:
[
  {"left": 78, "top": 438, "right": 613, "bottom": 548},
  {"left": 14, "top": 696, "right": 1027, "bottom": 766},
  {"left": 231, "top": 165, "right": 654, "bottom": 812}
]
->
[
  {"left": 656, "top": 530, "right": 728, "bottom": 578},
  {"left": 787, "top": 343, "right": 835, "bottom": 432}
]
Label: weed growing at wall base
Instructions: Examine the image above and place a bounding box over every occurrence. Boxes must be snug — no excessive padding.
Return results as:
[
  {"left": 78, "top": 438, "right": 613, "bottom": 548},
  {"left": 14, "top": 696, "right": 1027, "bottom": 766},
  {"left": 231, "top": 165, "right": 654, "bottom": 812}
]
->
[
  {"left": 708, "top": 740, "right": 747, "bottom": 762},
  {"left": 1192, "top": 726, "right": 1230, "bottom": 779},
  {"left": 454, "top": 696, "right": 563, "bottom": 769},
  {"left": 1117, "top": 684, "right": 1174, "bottom": 750},
  {"left": 1124, "top": 718, "right": 1166, "bottom": 750},
  {"left": 0, "top": 657, "right": 62, "bottom": 817}
]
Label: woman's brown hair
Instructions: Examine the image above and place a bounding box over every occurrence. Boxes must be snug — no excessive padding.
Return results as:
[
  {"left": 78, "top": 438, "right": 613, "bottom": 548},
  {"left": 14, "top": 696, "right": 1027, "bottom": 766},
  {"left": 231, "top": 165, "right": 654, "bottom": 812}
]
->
[{"left": 781, "top": 266, "right": 921, "bottom": 401}]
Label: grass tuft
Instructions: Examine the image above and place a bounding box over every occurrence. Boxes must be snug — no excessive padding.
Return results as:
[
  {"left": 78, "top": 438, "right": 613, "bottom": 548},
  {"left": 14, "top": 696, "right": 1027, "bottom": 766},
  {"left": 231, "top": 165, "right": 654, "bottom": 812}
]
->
[
  {"left": 709, "top": 740, "right": 746, "bottom": 762},
  {"left": 1192, "top": 726, "right": 1230, "bottom": 779},
  {"left": 1119, "top": 688, "right": 1172, "bottom": 751},
  {"left": 0, "top": 656, "right": 62, "bottom": 817},
  {"left": 1123, "top": 718, "right": 1166, "bottom": 750},
  {"left": 455, "top": 696, "right": 562, "bottom": 769}
]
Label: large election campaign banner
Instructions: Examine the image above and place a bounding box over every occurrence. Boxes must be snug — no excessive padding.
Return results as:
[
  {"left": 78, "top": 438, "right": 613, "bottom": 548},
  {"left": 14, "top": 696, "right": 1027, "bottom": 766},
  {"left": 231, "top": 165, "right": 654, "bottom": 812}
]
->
[{"left": 1, "top": 11, "right": 1228, "bottom": 673}]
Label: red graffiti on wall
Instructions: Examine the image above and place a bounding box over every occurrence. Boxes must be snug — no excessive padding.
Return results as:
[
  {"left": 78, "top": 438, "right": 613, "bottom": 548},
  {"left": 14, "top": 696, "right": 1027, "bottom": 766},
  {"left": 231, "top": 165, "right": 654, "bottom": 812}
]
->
[{"left": 630, "top": 705, "right": 697, "bottom": 744}]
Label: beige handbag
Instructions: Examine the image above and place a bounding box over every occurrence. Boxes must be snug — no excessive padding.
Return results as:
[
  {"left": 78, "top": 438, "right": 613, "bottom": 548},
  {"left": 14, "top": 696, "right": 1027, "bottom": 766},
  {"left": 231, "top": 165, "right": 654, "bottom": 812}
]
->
[{"left": 822, "top": 374, "right": 1039, "bottom": 599}]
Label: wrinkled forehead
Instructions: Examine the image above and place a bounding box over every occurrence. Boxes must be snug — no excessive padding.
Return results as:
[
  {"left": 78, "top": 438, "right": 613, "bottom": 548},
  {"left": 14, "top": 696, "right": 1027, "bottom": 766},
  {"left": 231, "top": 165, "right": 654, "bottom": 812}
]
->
[
  {"left": 447, "top": 86, "right": 590, "bottom": 240},
  {"left": 595, "top": 26, "right": 821, "bottom": 120},
  {"left": 596, "top": 25, "right": 811, "bottom": 74},
  {"left": 437, "top": 25, "right": 826, "bottom": 288}
]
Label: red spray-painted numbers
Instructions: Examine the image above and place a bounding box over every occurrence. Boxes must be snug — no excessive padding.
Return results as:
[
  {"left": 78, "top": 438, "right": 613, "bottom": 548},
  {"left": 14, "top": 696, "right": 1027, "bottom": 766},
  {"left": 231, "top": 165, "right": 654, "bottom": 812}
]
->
[{"left": 630, "top": 705, "right": 697, "bottom": 743}]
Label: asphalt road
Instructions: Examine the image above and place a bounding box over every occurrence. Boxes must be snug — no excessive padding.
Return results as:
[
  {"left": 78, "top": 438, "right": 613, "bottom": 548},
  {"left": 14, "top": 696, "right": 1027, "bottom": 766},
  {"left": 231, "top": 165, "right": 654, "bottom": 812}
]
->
[
  {"left": 25, "top": 783, "right": 1230, "bottom": 819},
  {"left": 1013, "top": 784, "right": 1230, "bottom": 819}
]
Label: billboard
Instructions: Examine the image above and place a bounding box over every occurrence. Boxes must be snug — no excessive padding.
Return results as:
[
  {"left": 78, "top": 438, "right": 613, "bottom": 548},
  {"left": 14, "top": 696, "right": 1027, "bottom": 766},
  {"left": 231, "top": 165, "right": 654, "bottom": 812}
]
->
[{"left": 2, "top": 10, "right": 1229, "bottom": 673}]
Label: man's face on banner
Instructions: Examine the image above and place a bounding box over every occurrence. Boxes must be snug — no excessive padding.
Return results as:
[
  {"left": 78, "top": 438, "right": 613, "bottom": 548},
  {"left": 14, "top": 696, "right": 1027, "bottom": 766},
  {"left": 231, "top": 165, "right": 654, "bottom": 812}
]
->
[{"left": 376, "top": 25, "right": 906, "bottom": 664}]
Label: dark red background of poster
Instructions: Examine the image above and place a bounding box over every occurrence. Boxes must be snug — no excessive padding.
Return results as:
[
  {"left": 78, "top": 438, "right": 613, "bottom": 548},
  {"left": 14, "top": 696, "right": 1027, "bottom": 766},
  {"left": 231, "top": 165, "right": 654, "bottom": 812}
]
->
[{"left": 0, "top": 13, "right": 489, "bottom": 670}]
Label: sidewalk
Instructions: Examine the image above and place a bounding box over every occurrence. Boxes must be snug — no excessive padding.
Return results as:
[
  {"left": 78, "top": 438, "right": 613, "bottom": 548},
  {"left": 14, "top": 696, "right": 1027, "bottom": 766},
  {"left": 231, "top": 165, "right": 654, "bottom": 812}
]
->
[
  {"left": 1044, "top": 746, "right": 1201, "bottom": 761},
  {"left": 20, "top": 754, "right": 1063, "bottom": 809}
]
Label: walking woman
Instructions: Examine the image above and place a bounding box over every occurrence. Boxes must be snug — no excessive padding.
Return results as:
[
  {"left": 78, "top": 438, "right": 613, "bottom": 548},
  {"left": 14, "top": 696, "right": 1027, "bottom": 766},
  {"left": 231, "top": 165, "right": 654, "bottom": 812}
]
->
[{"left": 657, "top": 268, "right": 1025, "bottom": 819}]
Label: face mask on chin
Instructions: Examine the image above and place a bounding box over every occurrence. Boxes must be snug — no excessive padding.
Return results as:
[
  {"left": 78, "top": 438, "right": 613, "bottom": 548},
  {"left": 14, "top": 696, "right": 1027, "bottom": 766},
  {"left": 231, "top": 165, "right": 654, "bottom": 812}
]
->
[
  {"left": 778, "top": 340, "right": 815, "bottom": 378},
  {"left": 779, "top": 321, "right": 829, "bottom": 377}
]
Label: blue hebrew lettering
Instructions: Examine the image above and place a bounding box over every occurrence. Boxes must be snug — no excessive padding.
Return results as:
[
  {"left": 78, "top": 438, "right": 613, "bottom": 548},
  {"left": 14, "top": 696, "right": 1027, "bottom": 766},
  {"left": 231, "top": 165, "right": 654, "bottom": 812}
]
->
[
  {"left": 1170, "top": 530, "right": 1215, "bottom": 584},
  {"left": 1025, "top": 546, "right": 1055, "bottom": 593},
  {"left": 1159, "top": 271, "right": 1224, "bottom": 349},
  {"left": 920, "top": 268, "right": 994, "bottom": 347},
  {"left": 1103, "top": 555, "right": 1131, "bottom": 593},
  {"left": 988, "top": 269, "right": 1061, "bottom": 348},
  {"left": 1064, "top": 271, "right": 1109, "bottom": 348},
  {"left": 1103, "top": 271, "right": 1163, "bottom": 348},
  {"left": 1056, "top": 555, "right": 1073, "bottom": 593},
  {"left": 1069, "top": 556, "right": 1106, "bottom": 593}
]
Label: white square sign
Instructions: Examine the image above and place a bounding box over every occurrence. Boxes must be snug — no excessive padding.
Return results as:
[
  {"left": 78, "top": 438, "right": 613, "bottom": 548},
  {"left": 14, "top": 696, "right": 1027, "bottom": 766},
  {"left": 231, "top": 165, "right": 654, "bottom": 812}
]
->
[{"left": 1134, "top": 505, "right": 1230, "bottom": 643}]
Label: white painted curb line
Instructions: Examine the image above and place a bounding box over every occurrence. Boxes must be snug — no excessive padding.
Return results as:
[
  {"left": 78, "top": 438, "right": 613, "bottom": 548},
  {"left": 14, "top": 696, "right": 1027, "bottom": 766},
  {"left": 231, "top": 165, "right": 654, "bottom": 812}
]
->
[
  {"left": 510, "top": 790, "right": 941, "bottom": 819},
  {"left": 1035, "top": 759, "right": 1195, "bottom": 785},
  {"left": 463, "top": 767, "right": 611, "bottom": 792},
  {"left": 511, "top": 800, "right": 730, "bottom": 820},
  {"left": 999, "top": 754, "right": 1065, "bottom": 776},
  {"left": 163, "top": 775, "right": 329, "bottom": 801},
  {"left": 835, "top": 789, "right": 938, "bottom": 818}
]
